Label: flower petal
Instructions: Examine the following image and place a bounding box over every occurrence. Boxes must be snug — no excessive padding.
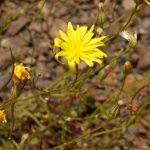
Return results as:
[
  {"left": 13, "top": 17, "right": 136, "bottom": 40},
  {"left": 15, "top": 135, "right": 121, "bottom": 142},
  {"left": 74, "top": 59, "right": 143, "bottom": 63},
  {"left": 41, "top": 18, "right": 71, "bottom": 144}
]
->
[
  {"left": 89, "top": 56, "right": 102, "bottom": 64},
  {"left": 59, "top": 30, "right": 69, "bottom": 43},
  {"left": 79, "top": 52, "right": 90, "bottom": 59},
  {"left": 80, "top": 56, "right": 93, "bottom": 67},
  {"left": 75, "top": 56, "right": 80, "bottom": 65},
  {"left": 53, "top": 46, "right": 56, "bottom": 54},
  {"left": 93, "top": 48, "right": 107, "bottom": 58},
  {"left": 54, "top": 38, "right": 62, "bottom": 47},
  {"left": 68, "top": 53, "right": 76, "bottom": 61},
  {"left": 80, "top": 26, "right": 88, "bottom": 38},
  {"left": 68, "top": 59, "right": 76, "bottom": 73},
  {"left": 55, "top": 52, "right": 67, "bottom": 64},
  {"left": 87, "top": 37, "right": 106, "bottom": 45},
  {"left": 81, "top": 33, "right": 94, "bottom": 47},
  {"left": 83, "top": 25, "right": 95, "bottom": 39},
  {"left": 68, "top": 22, "right": 74, "bottom": 32}
]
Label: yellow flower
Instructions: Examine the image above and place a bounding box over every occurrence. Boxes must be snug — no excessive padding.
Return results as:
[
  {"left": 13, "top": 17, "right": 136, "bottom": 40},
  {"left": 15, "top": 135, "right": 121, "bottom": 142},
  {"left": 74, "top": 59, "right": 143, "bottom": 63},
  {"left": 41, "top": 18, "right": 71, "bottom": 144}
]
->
[
  {"left": 144, "top": 0, "right": 150, "bottom": 5},
  {"left": 53, "top": 22, "right": 107, "bottom": 73},
  {"left": 13, "top": 63, "right": 31, "bottom": 84},
  {"left": 0, "top": 110, "right": 7, "bottom": 123}
]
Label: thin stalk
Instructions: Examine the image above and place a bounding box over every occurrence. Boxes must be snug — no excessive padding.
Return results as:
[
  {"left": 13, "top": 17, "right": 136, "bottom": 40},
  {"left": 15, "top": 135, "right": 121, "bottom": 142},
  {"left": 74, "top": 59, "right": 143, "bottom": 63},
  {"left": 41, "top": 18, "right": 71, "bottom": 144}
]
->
[
  {"left": 70, "top": 65, "right": 78, "bottom": 88},
  {"left": 114, "top": 75, "right": 127, "bottom": 102},
  {"left": 105, "top": 4, "right": 138, "bottom": 43},
  {"left": 48, "top": 119, "right": 112, "bottom": 150},
  {"left": 45, "top": 70, "right": 70, "bottom": 90},
  {"left": 0, "top": 48, "right": 14, "bottom": 93}
]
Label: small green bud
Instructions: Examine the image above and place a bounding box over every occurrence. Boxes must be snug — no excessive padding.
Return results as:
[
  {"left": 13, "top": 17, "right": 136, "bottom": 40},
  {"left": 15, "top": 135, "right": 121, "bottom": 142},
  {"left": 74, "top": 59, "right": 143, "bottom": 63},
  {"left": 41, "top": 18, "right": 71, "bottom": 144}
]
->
[
  {"left": 123, "top": 59, "right": 132, "bottom": 75},
  {"left": 98, "top": 67, "right": 108, "bottom": 81},
  {"left": 11, "top": 84, "right": 21, "bottom": 99},
  {"left": 97, "top": 3, "right": 106, "bottom": 25},
  {"left": 108, "top": 100, "right": 124, "bottom": 119},
  {"left": 119, "top": 30, "right": 137, "bottom": 48},
  {"left": 109, "top": 60, "right": 117, "bottom": 70}
]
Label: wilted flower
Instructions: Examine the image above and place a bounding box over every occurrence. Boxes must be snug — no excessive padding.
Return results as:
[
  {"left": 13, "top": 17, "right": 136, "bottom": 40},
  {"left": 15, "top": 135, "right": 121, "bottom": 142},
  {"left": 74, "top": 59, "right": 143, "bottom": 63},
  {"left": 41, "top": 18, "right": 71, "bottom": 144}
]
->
[
  {"left": 119, "top": 30, "right": 137, "bottom": 48},
  {"left": 53, "top": 22, "right": 107, "bottom": 73},
  {"left": 13, "top": 63, "right": 31, "bottom": 85},
  {"left": 123, "top": 59, "right": 132, "bottom": 75},
  {"left": 108, "top": 100, "right": 124, "bottom": 119},
  {"left": 0, "top": 110, "right": 7, "bottom": 123},
  {"left": 11, "top": 64, "right": 31, "bottom": 99},
  {"left": 95, "top": 27, "right": 103, "bottom": 38}
]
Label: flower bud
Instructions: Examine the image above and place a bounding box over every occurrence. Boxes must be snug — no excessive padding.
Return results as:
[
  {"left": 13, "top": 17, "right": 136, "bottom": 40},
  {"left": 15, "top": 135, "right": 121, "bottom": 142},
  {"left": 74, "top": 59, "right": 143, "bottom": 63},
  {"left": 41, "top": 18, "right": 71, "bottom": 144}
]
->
[
  {"left": 123, "top": 59, "right": 132, "bottom": 75},
  {"left": 119, "top": 30, "right": 137, "bottom": 48},
  {"left": 18, "top": 133, "right": 29, "bottom": 150},
  {"left": 109, "top": 60, "right": 117, "bottom": 70},
  {"left": 11, "top": 84, "right": 21, "bottom": 99},
  {"left": 98, "top": 66, "right": 109, "bottom": 81},
  {"left": 108, "top": 100, "right": 124, "bottom": 119},
  {"left": 97, "top": 3, "right": 106, "bottom": 26}
]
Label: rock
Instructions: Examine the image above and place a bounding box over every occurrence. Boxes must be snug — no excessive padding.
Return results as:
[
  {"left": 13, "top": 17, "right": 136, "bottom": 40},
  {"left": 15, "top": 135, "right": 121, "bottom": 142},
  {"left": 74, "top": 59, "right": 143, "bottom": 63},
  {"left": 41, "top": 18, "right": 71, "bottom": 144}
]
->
[
  {"left": 38, "top": 55, "right": 47, "bottom": 62},
  {"left": 41, "top": 22, "right": 47, "bottom": 32},
  {"left": 112, "top": 145, "right": 121, "bottom": 150},
  {"left": 78, "top": 61, "right": 87, "bottom": 71},
  {"left": 1, "top": 37, "right": 14, "bottom": 48},
  {"left": 137, "top": 57, "right": 150, "bottom": 70},
  {"left": 80, "top": 15, "right": 91, "bottom": 24},
  {"left": 0, "top": 49, "right": 11, "bottom": 71},
  {"left": 136, "top": 123, "right": 147, "bottom": 134},
  {"left": 7, "top": 16, "right": 31, "bottom": 36},
  {"left": 22, "top": 56, "right": 36, "bottom": 65},
  {"left": 69, "top": 16, "right": 80, "bottom": 24},
  {"left": 28, "top": 22, "right": 41, "bottom": 32},
  {"left": 130, "top": 52, "right": 140, "bottom": 63},
  {"left": 108, "top": 22, "right": 122, "bottom": 37},
  {"left": 16, "top": 47, "right": 29, "bottom": 61},
  {"left": 49, "top": 19, "right": 67, "bottom": 39},
  {"left": 0, "top": 74, "right": 10, "bottom": 89},
  {"left": 122, "top": 0, "right": 135, "bottom": 11},
  {"left": 125, "top": 74, "right": 135, "bottom": 85},
  {"left": 55, "top": 66, "right": 63, "bottom": 75},
  {"left": 36, "top": 41, "right": 49, "bottom": 55}
]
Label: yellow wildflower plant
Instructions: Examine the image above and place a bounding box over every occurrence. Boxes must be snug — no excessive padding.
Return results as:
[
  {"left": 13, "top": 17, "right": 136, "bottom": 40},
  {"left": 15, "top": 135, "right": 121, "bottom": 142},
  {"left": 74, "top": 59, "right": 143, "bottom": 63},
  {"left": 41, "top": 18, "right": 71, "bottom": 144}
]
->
[
  {"left": 53, "top": 22, "right": 107, "bottom": 73},
  {"left": 13, "top": 63, "right": 31, "bottom": 85},
  {"left": 0, "top": 110, "right": 7, "bottom": 123}
]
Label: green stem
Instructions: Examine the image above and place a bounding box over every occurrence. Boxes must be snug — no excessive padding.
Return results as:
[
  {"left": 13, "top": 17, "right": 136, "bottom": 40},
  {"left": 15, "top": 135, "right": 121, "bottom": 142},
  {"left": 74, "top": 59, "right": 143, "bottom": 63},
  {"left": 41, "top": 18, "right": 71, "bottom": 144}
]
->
[
  {"left": 105, "top": 4, "right": 138, "bottom": 43},
  {"left": 48, "top": 119, "right": 112, "bottom": 150},
  {"left": 114, "top": 75, "right": 126, "bottom": 102},
  {"left": 10, "top": 98, "right": 17, "bottom": 150},
  {"left": 71, "top": 65, "right": 78, "bottom": 88},
  {"left": 103, "top": 7, "right": 134, "bottom": 29},
  {"left": 45, "top": 70, "right": 70, "bottom": 90},
  {"left": 125, "top": 95, "right": 150, "bottom": 132},
  {"left": 130, "top": 84, "right": 150, "bottom": 114}
]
